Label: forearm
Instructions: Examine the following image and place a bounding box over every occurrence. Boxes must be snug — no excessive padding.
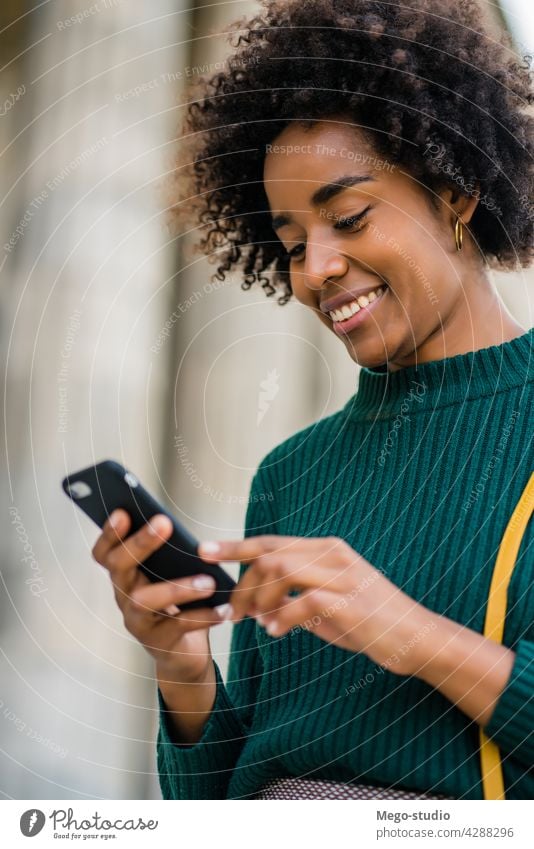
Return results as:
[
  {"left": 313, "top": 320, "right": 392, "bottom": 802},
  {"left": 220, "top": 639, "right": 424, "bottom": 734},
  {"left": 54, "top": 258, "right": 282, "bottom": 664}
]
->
[
  {"left": 156, "top": 659, "right": 217, "bottom": 744},
  {"left": 408, "top": 607, "right": 516, "bottom": 727}
]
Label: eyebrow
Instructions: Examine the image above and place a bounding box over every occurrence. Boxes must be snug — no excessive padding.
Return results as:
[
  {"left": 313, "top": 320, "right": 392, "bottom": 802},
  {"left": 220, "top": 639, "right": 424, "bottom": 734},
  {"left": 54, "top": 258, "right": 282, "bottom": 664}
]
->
[{"left": 270, "top": 174, "right": 376, "bottom": 231}]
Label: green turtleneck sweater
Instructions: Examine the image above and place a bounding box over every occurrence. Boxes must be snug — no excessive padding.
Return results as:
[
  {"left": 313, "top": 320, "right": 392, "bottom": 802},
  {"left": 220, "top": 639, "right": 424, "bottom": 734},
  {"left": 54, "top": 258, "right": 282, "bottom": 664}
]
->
[{"left": 157, "top": 328, "right": 534, "bottom": 800}]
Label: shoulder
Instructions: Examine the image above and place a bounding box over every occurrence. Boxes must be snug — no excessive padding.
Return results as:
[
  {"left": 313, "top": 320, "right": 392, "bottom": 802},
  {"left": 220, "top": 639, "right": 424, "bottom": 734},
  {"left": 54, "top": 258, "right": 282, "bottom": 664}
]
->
[{"left": 252, "top": 404, "right": 351, "bottom": 488}]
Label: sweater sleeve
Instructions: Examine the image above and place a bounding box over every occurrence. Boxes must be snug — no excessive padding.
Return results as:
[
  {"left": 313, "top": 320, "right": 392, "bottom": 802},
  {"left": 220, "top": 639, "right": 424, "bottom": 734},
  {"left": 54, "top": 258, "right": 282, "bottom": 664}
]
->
[
  {"left": 156, "top": 464, "right": 276, "bottom": 799},
  {"left": 483, "top": 639, "right": 534, "bottom": 769}
]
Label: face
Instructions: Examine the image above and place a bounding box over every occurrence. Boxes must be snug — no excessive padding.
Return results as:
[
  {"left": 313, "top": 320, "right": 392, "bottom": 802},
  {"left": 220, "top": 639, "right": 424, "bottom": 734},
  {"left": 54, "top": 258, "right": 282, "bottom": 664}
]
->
[{"left": 263, "top": 119, "right": 478, "bottom": 370}]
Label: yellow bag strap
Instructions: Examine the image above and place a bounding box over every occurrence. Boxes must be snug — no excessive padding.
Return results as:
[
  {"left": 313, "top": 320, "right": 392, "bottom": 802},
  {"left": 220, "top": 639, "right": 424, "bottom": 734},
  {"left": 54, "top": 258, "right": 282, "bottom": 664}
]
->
[{"left": 479, "top": 471, "right": 534, "bottom": 801}]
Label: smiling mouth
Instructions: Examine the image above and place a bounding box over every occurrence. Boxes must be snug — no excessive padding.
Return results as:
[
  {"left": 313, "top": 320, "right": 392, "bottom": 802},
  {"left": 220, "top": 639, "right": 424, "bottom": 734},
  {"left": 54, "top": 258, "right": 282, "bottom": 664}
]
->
[
  {"left": 327, "top": 285, "right": 387, "bottom": 334},
  {"left": 327, "top": 285, "right": 385, "bottom": 322}
]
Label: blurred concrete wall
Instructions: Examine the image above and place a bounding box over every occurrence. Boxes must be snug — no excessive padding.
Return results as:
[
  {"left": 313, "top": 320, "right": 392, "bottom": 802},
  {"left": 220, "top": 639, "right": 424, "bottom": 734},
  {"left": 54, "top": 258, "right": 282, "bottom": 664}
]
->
[{"left": 0, "top": 0, "right": 191, "bottom": 800}]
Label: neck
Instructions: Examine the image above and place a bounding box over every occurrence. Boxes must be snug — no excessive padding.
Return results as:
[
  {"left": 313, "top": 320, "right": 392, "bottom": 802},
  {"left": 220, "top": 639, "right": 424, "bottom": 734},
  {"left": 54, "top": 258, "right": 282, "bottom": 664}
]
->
[
  {"left": 348, "top": 325, "right": 532, "bottom": 420},
  {"left": 387, "top": 272, "right": 526, "bottom": 373}
]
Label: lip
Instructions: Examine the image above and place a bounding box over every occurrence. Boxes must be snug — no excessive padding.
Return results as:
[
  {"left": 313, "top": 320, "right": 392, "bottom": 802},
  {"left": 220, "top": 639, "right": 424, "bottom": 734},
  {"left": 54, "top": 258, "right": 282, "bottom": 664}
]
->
[
  {"left": 330, "top": 287, "right": 387, "bottom": 336},
  {"left": 320, "top": 283, "right": 387, "bottom": 315}
]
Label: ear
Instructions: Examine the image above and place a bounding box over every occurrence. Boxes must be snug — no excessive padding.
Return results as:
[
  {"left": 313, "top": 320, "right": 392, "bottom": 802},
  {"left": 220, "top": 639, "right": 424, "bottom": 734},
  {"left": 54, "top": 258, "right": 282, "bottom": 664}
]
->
[{"left": 440, "top": 184, "right": 480, "bottom": 225}]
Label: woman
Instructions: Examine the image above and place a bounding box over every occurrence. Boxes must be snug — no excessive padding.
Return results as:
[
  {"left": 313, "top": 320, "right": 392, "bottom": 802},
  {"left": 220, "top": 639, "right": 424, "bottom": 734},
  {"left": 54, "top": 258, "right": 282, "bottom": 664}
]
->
[{"left": 92, "top": 0, "right": 533, "bottom": 799}]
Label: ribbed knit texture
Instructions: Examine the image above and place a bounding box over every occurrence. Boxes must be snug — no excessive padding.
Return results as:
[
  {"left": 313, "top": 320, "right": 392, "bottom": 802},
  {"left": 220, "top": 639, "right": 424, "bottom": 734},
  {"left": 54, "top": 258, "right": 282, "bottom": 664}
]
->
[{"left": 157, "top": 328, "right": 534, "bottom": 800}]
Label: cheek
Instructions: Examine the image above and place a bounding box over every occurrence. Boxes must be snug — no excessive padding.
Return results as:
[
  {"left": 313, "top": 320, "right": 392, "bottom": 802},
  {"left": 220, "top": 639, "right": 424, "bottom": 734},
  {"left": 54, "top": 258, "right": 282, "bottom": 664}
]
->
[
  {"left": 369, "top": 211, "right": 440, "bottom": 282},
  {"left": 290, "top": 276, "right": 332, "bottom": 328},
  {"left": 316, "top": 312, "right": 332, "bottom": 332},
  {"left": 381, "top": 240, "right": 454, "bottom": 322},
  {"left": 289, "top": 268, "right": 316, "bottom": 307},
  {"left": 379, "top": 240, "right": 434, "bottom": 299}
]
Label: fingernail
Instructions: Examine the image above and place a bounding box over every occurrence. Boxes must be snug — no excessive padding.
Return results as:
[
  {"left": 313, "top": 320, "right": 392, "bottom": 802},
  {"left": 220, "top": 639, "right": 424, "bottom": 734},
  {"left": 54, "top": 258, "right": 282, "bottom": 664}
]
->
[
  {"left": 192, "top": 575, "right": 216, "bottom": 590},
  {"left": 256, "top": 614, "right": 266, "bottom": 626},
  {"left": 147, "top": 516, "right": 165, "bottom": 536},
  {"left": 109, "top": 510, "right": 121, "bottom": 529},
  {"left": 214, "top": 603, "right": 233, "bottom": 620},
  {"left": 199, "top": 541, "right": 220, "bottom": 555},
  {"left": 164, "top": 604, "right": 180, "bottom": 616},
  {"left": 266, "top": 620, "right": 280, "bottom": 636}
]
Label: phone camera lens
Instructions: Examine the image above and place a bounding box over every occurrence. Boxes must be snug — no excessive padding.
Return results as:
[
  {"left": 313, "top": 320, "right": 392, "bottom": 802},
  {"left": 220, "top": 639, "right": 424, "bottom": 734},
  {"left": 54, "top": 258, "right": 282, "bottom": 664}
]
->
[{"left": 68, "top": 482, "right": 92, "bottom": 499}]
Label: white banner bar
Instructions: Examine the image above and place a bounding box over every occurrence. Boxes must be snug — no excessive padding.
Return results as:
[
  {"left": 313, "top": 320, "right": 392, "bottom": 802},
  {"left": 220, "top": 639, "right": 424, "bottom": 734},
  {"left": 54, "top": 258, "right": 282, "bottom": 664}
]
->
[{"left": 1, "top": 799, "right": 531, "bottom": 848}]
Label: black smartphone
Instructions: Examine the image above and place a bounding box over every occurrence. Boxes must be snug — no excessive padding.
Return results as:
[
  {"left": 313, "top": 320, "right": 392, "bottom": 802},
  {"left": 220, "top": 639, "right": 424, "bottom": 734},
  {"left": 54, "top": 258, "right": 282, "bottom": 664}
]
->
[{"left": 61, "top": 459, "right": 235, "bottom": 610}]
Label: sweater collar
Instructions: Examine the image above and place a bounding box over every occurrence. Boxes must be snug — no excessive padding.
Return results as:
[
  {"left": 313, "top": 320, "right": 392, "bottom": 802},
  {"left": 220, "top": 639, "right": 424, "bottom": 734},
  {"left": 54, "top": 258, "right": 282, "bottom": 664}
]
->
[{"left": 344, "top": 327, "right": 533, "bottom": 420}]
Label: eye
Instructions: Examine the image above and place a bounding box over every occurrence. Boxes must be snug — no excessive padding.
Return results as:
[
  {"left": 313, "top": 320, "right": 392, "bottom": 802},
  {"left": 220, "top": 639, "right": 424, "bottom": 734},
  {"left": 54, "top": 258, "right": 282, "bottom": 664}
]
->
[
  {"left": 333, "top": 205, "right": 372, "bottom": 232},
  {"left": 283, "top": 204, "right": 372, "bottom": 261},
  {"left": 286, "top": 243, "right": 305, "bottom": 260}
]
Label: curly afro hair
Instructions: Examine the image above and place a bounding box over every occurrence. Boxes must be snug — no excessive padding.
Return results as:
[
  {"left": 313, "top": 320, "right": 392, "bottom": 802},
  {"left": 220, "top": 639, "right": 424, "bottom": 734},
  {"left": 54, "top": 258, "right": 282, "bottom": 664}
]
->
[{"left": 170, "top": 0, "right": 534, "bottom": 305}]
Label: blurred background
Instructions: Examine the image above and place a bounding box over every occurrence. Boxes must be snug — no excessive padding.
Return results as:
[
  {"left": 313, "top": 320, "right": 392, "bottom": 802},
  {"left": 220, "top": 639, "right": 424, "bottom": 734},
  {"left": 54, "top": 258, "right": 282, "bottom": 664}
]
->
[{"left": 0, "top": 0, "right": 532, "bottom": 799}]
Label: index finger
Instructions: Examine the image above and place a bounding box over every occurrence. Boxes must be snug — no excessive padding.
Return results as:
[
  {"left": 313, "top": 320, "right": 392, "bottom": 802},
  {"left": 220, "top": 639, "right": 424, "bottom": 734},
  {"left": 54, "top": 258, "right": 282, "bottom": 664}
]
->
[
  {"left": 91, "top": 509, "right": 132, "bottom": 563},
  {"left": 198, "top": 535, "right": 299, "bottom": 562}
]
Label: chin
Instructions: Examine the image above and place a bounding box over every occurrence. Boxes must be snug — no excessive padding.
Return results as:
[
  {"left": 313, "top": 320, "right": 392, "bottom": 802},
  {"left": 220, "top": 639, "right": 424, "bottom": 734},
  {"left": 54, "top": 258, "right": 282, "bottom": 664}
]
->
[{"left": 342, "top": 337, "right": 391, "bottom": 370}]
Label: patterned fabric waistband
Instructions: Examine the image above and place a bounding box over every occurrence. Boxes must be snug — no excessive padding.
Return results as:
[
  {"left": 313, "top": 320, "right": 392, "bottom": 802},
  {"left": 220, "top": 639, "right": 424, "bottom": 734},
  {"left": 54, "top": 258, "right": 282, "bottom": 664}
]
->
[{"left": 252, "top": 777, "right": 455, "bottom": 800}]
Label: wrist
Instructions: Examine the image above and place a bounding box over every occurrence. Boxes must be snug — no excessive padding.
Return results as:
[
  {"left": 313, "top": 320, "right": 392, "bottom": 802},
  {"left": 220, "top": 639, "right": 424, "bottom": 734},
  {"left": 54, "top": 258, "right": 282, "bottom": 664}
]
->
[
  {"left": 388, "top": 601, "right": 442, "bottom": 677},
  {"left": 157, "top": 660, "right": 217, "bottom": 745},
  {"left": 156, "top": 655, "right": 214, "bottom": 688},
  {"left": 400, "top": 609, "right": 517, "bottom": 726},
  {"left": 402, "top": 606, "right": 467, "bottom": 681}
]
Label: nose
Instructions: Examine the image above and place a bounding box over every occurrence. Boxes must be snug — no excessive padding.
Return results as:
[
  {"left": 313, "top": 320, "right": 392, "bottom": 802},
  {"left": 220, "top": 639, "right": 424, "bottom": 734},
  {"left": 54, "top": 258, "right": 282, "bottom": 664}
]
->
[{"left": 302, "top": 240, "right": 349, "bottom": 294}]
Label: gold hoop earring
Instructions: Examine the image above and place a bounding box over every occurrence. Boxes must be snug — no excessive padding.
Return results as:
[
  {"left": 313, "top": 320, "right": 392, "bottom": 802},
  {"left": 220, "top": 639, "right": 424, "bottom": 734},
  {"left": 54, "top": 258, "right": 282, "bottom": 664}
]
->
[{"left": 454, "top": 216, "right": 464, "bottom": 251}]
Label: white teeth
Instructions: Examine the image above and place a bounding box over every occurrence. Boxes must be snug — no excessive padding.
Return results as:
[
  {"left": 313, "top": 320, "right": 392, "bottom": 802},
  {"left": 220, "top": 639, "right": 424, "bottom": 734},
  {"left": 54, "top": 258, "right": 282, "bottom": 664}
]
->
[{"left": 328, "top": 287, "right": 384, "bottom": 323}]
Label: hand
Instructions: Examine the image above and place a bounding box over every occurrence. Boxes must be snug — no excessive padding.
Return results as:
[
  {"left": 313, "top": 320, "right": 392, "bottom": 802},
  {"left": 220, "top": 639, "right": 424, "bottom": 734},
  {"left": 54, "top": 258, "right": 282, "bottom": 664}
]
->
[
  {"left": 92, "top": 510, "right": 232, "bottom": 683},
  {"left": 199, "top": 535, "right": 433, "bottom": 675}
]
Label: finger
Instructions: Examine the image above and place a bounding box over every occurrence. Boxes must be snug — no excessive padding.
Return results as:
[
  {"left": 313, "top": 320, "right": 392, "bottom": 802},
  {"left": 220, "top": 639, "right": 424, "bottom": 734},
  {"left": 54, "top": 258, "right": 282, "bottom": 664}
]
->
[
  {"left": 231, "top": 553, "right": 362, "bottom": 621},
  {"left": 253, "top": 562, "right": 364, "bottom": 617},
  {"left": 198, "top": 535, "right": 300, "bottom": 563},
  {"left": 229, "top": 555, "right": 303, "bottom": 620},
  {"left": 172, "top": 604, "right": 233, "bottom": 632},
  {"left": 199, "top": 535, "right": 356, "bottom": 570},
  {"left": 162, "top": 604, "right": 181, "bottom": 616},
  {"left": 133, "top": 607, "right": 226, "bottom": 655},
  {"left": 129, "top": 574, "right": 218, "bottom": 616},
  {"left": 257, "top": 589, "right": 340, "bottom": 638},
  {"left": 252, "top": 592, "right": 293, "bottom": 624},
  {"left": 91, "top": 509, "right": 131, "bottom": 563},
  {"left": 105, "top": 514, "right": 173, "bottom": 599},
  {"left": 134, "top": 603, "right": 231, "bottom": 652}
]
